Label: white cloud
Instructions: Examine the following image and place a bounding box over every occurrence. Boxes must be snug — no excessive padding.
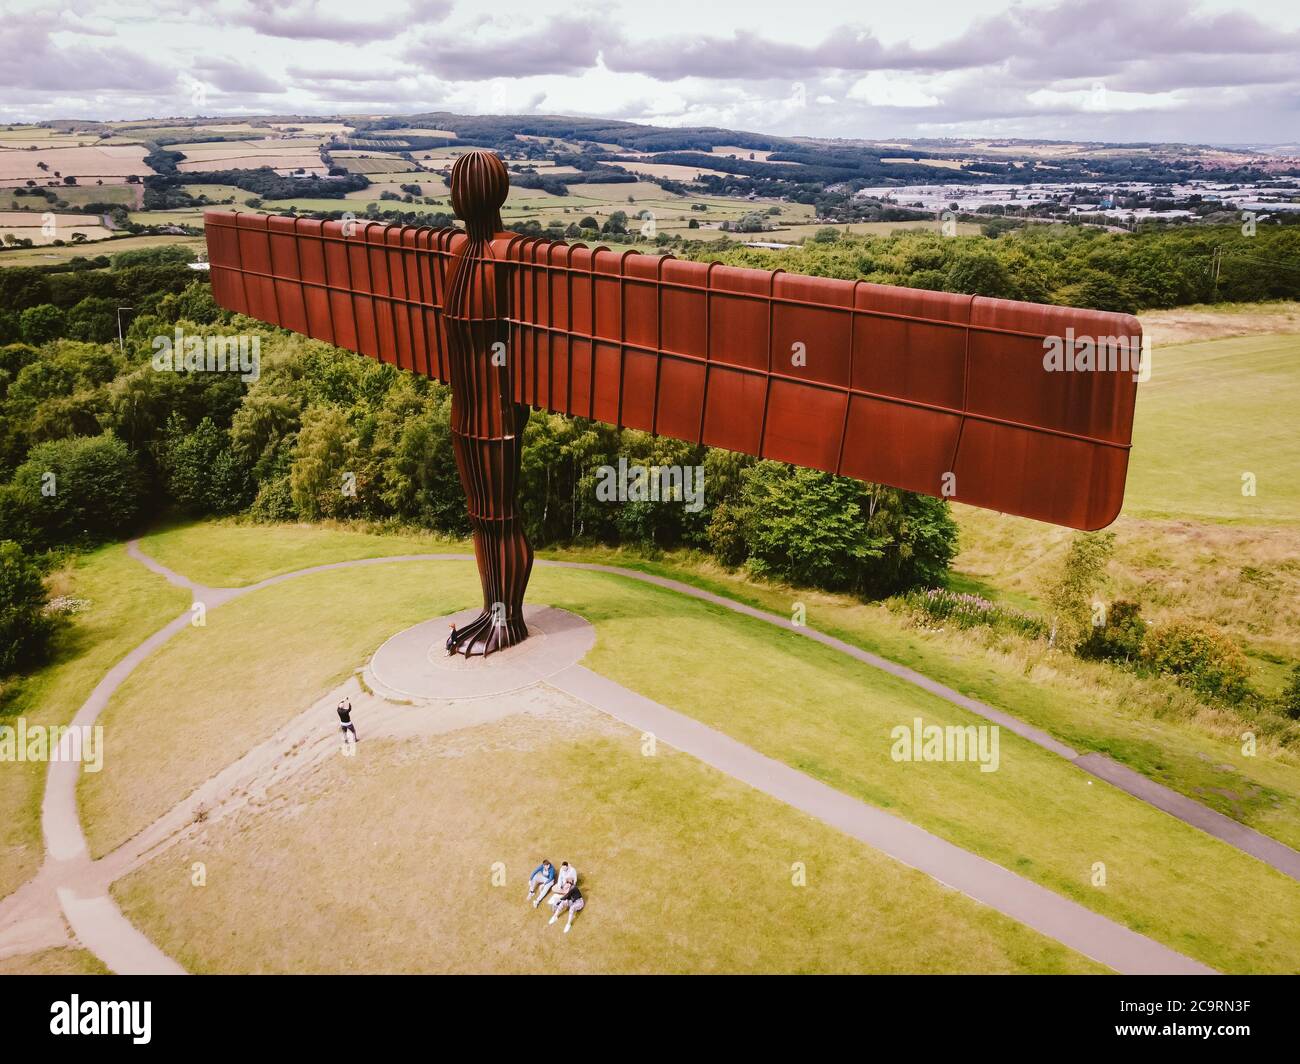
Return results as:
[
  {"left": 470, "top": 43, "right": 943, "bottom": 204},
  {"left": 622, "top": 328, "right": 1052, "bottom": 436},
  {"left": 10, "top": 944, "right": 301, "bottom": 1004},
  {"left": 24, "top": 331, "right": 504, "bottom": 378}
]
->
[
  {"left": 846, "top": 73, "right": 941, "bottom": 108},
  {"left": 0, "top": 0, "right": 1296, "bottom": 141}
]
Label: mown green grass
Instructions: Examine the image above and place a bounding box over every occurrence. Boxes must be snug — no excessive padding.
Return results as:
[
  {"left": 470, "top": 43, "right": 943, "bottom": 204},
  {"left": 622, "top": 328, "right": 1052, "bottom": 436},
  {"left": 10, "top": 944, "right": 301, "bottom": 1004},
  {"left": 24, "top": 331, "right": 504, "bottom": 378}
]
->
[
  {"left": 0, "top": 544, "right": 188, "bottom": 899},
  {"left": 114, "top": 709, "right": 1104, "bottom": 974},
  {"left": 137, "top": 519, "right": 465, "bottom": 586},
  {"left": 78, "top": 541, "right": 1300, "bottom": 972},
  {"left": 131, "top": 519, "right": 1300, "bottom": 847},
  {"left": 1126, "top": 331, "right": 1300, "bottom": 523},
  {"left": 79, "top": 560, "right": 481, "bottom": 855}
]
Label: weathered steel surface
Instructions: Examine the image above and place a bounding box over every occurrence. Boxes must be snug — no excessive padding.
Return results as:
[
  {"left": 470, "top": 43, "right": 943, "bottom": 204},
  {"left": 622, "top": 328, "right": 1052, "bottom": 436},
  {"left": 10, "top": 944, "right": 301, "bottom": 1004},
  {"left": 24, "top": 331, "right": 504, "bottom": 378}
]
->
[{"left": 206, "top": 148, "right": 1141, "bottom": 647}]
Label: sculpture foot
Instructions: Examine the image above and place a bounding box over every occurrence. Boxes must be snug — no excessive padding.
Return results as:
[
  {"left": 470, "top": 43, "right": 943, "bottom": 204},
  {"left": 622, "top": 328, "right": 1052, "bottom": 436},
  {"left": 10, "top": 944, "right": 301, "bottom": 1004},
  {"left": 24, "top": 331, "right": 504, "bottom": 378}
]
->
[{"left": 445, "top": 610, "right": 527, "bottom": 657}]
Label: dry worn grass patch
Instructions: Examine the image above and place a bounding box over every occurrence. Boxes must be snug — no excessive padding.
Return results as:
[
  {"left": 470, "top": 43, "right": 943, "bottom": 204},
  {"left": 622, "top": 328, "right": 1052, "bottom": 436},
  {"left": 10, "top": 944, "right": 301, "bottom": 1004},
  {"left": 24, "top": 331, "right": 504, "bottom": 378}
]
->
[{"left": 113, "top": 705, "right": 1104, "bottom": 974}]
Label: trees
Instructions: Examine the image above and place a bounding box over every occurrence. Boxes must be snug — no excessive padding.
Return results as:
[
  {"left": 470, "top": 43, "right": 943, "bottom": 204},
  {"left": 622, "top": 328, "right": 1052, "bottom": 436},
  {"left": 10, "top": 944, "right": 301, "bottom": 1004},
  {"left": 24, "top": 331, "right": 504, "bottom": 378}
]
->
[
  {"left": 19, "top": 304, "right": 65, "bottom": 345},
  {"left": 716, "top": 463, "right": 958, "bottom": 597},
  {"left": 945, "top": 249, "right": 1016, "bottom": 299},
  {"left": 1041, "top": 531, "right": 1115, "bottom": 651},
  {"left": 64, "top": 296, "right": 118, "bottom": 344},
  {"left": 158, "top": 414, "right": 252, "bottom": 515},
  {"left": 1, "top": 434, "right": 147, "bottom": 549},
  {"left": 0, "top": 539, "right": 55, "bottom": 674},
  {"left": 289, "top": 405, "right": 356, "bottom": 519}
]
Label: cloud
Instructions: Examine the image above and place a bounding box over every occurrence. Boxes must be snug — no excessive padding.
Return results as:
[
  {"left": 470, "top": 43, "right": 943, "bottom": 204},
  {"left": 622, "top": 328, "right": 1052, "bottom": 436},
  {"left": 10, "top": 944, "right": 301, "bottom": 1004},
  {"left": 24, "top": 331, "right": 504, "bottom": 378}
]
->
[
  {"left": 0, "top": 19, "right": 175, "bottom": 93},
  {"left": 404, "top": 16, "right": 610, "bottom": 80},
  {"left": 230, "top": 0, "right": 451, "bottom": 43},
  {"left": 192, "top": 56, "right": 286, "bottom": 94},
  {"left": 0, "top": 0, "right": 1297, "bottom": 143}
]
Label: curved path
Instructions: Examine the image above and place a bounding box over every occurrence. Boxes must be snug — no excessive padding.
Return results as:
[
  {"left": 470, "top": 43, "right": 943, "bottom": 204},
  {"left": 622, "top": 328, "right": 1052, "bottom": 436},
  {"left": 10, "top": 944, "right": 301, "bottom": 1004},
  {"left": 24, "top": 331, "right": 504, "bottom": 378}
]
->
[{"left": 6, "top": 539, "right": 1288, "bottom": 974}]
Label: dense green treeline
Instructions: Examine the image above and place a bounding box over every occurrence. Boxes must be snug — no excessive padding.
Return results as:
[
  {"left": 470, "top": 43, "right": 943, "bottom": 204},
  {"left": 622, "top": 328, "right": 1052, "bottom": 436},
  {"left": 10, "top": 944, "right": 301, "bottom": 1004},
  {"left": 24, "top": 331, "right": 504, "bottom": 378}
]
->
[{"left": 687, "top": 223, "right": 1300, "bottom": 313}]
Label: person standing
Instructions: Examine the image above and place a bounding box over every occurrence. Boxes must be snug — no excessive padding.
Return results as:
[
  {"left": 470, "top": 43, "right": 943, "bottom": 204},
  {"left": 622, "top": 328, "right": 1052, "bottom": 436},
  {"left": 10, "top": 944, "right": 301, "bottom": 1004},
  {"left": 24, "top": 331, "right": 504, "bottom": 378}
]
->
[{"left": 337, "top": 696, "right": 358, "bottom": 745}]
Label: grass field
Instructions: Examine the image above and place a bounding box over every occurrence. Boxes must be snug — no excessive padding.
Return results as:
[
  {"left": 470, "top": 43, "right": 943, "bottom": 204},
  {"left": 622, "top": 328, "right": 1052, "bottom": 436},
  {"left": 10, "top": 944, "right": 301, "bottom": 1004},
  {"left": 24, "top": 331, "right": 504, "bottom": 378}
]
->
[
  {"left": 2, "top": 184, "right": 137, "bottom": 209},
  {"left": 114, "top": 707, "right": 1103, "bottom": 974},
  {"left": 0, "top": 544, "right": 189, "bottom": 900},
  {"left": 0, "top": 144, "right": 149, "bottom": 184},
  {"left": 135, "top": 514, "right": 1300, "bottom": 827},
  {"left": 1125, "top": 331, "right": 1300, "bottom": 523},
  {"left": 0, "top": 233, "right": 204, "bottom": 267},
  {"left": 75, "top": 533, "right": 1300, "bottom": 972},
  {"left": 0, "top": 210, "right": 111, "bottom": 246}
]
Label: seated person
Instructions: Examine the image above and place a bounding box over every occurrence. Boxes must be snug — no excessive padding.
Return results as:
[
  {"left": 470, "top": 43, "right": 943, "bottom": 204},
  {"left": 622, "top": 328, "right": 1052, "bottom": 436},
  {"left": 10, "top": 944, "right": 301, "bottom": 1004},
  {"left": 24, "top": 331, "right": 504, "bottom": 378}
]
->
[
  {"left": 526, "top": 859, "right": 557, "bottom": 905},
  {"left": 548, "top": 882, "right": 585, "bottom": 933},
  {"left": 547, "top": 861, "right": 577, "bottom": 907}
]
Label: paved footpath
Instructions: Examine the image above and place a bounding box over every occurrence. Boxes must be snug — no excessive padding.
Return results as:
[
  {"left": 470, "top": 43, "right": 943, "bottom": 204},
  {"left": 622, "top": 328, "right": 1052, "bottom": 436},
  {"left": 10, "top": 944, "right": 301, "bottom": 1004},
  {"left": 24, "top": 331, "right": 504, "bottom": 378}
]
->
[
  {"left": 550, "top": 665, "right": 1210, "bottom": 975},
  {"left": 10, "top": 543, "right": 1292, "bottom": 974}
]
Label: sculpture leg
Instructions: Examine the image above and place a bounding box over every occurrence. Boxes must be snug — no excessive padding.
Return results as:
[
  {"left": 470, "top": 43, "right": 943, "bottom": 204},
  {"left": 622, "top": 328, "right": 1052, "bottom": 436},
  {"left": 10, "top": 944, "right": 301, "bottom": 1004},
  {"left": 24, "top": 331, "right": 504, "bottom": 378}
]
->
[{"left": 447, "top": 401, "right": 533, "bottom": 656}]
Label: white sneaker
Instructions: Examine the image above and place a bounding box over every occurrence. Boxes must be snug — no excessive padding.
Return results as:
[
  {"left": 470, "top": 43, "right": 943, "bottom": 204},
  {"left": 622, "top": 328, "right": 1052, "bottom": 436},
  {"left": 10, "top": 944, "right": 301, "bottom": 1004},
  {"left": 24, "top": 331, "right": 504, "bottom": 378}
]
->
[
  {"left": 563, "top": 923, "right": 572, "bottom": 934},
  {"left": 548, "top": 915, "right": 558, "bottom": 925}
]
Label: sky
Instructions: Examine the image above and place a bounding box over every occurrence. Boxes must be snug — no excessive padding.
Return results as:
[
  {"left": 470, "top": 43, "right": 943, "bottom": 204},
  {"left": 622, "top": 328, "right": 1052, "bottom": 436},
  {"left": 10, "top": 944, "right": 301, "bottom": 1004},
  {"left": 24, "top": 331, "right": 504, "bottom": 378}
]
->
[{"left": 1, "top": 0, "right": 1297, "bottom": 144}]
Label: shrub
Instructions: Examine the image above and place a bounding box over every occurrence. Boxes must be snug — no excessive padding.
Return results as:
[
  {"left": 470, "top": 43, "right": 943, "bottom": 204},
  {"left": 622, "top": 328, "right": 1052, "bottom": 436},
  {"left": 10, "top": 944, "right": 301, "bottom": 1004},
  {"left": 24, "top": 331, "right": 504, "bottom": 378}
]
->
[
  {"left": 1142, "top": 618, "right": 1252, "bottom": 703},
  {"left": 1041, "top": 531, "right": 1115, "bottom": 652},
  {"left": 0, "top": 539, "right": 56, "bottom": 674},
  {"left": 1280, "top": 665, "right": 1300, "bottom": 722},
  {"left": 249, "top": 475, "right": 296, "bottom": 522},
  {"left": 1, "top": 433, "right": 147, "bottom": 549},
  {"left": 906, "top": 587, "right": 1047, "bottom": 639},
  {"left": 1077, "top": 599, "right": 1147, "bottom": 663}
]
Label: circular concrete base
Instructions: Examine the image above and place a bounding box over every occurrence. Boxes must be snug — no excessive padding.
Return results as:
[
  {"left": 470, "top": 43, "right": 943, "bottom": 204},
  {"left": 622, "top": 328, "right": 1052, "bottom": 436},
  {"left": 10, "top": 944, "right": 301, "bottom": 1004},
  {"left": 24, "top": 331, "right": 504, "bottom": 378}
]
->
[{"left": 367, "top": 605, "right": 594, "bottom": 701}]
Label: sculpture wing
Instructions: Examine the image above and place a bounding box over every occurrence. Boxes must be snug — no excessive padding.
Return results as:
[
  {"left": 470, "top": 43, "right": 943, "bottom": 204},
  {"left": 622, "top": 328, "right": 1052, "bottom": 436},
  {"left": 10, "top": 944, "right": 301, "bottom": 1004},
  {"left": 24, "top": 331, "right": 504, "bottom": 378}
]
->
[
  {"left": 497, "top": 235, "right": 1142, "bottom": 530},
  {"left": 204, "top": 211, "right": 464, "bottom": 383}
]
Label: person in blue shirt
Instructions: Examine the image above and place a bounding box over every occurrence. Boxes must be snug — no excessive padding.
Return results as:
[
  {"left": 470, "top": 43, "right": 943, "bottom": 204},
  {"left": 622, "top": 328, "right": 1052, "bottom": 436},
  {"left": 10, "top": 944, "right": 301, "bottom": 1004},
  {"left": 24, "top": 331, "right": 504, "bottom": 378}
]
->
[{"left": 526, "top": 859, "right": 556, "bottom": 907}]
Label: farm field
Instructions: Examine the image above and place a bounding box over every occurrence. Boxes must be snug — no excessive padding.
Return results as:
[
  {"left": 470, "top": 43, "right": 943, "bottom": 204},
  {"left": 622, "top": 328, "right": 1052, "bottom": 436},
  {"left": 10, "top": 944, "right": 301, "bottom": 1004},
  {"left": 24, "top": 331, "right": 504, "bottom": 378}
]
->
[
  {"left": 0, "top": 232, "right": 203, "bottom": 267},
  {"left": 0, "top": 209, "right": 111, "bottom": 245},
  {"left": 1124, "top": 331, "right": 1300, "bottom": 523},
  {"left": 0, "top": 143, "right": 150, "bottom": 183},
  {"left": 174, "top": 138, "right": 326, "bottom": 173},
  {"left": 613, "top": 161, "right": 735, "bottom": 180},
  {"left": 1, "top": 183, "right": 139, "bottom": 209},
  {"left": 0, "top": 126, "right": 103, "bottom": 149}
]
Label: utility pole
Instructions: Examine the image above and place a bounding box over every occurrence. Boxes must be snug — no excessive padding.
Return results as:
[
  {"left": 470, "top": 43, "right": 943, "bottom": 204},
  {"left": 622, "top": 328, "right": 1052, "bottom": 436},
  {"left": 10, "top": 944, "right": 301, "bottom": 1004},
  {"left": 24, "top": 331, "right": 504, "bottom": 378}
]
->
[{"left": 116, "top": 306, "right": 132, "bottom": 355}]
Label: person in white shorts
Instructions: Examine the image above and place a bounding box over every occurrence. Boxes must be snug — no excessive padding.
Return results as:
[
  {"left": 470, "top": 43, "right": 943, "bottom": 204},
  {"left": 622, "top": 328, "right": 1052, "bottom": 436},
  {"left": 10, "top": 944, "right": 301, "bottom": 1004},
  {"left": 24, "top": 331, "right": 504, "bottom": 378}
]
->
[
  {"left": 546, "top": 861, "right": 577, "bottom": 908},
  {"left": 548, "top": 882, "right": 585, "bottom": 933},
  {"left": 526, "top": 860, "right": 556, "bottom": 906}
]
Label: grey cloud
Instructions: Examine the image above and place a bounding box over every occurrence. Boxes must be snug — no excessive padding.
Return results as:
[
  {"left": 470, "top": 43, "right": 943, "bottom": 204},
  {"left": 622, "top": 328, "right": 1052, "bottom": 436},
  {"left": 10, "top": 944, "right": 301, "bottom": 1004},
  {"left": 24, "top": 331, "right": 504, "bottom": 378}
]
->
[
  {"left": 232, "top": 0, "right": 450, "bottom": 43},
  {"left": 0, "top": 20, "right": 175, "bottom": 93},
  {"left": 193, "top": 57, "right": 287, "bottom": 94},
  {"left": 404, "top": 17, "right": 609, "bottom": 80}
]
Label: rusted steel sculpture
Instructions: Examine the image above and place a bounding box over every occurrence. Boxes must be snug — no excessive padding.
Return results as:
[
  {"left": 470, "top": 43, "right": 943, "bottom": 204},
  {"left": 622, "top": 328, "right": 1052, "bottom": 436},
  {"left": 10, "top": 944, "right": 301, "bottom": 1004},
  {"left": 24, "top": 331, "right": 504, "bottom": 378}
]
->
[{"left": 204, "top": 149, "right": 1142, "bottom": 654}]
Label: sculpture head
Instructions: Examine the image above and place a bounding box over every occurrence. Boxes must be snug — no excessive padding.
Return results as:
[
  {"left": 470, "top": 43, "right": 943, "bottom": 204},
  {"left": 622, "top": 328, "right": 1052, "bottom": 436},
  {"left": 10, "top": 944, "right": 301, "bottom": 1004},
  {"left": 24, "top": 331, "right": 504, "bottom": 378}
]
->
[{"left": 449, "top": 149, "right": 509, "bottom": 241}]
